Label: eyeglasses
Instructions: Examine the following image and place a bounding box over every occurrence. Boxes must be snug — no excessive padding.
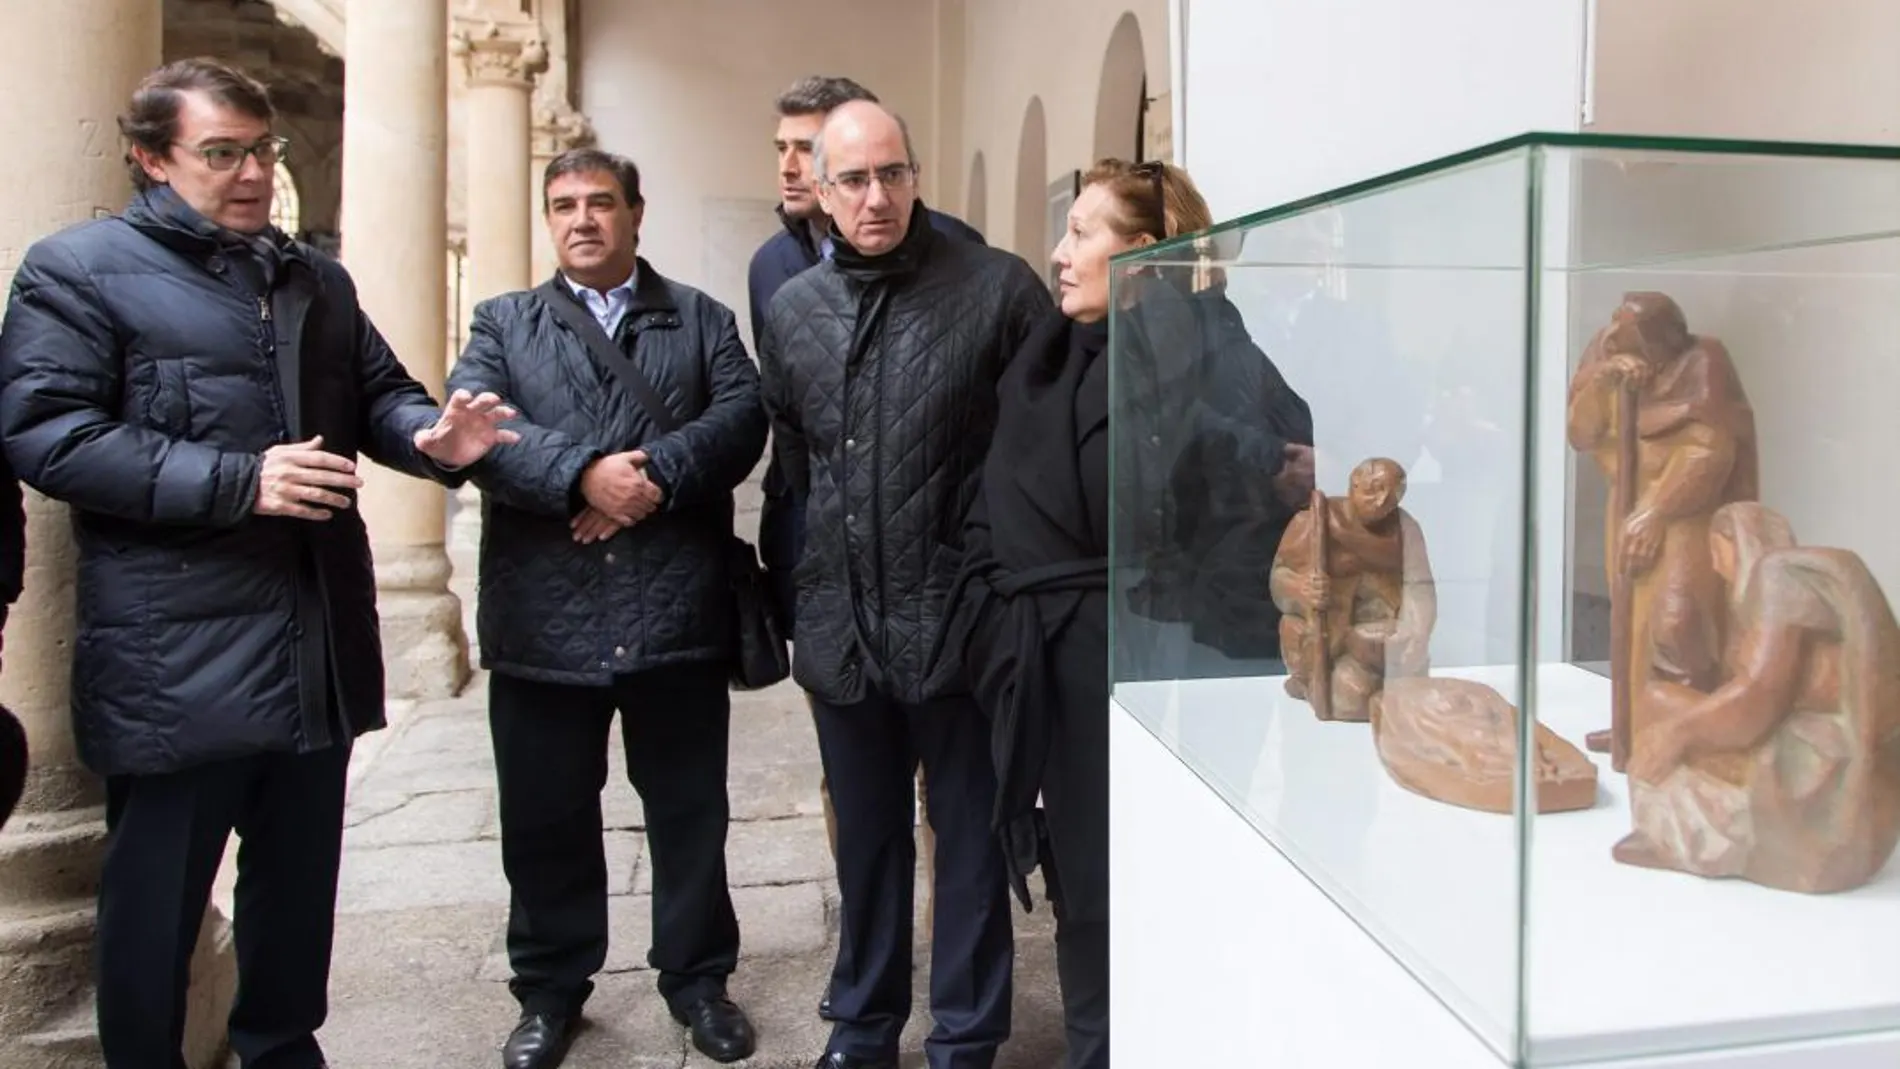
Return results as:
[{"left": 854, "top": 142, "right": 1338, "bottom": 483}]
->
[
  {"left": 187, "top": 136, "right": 290, "bottom": 172},
  {"left": 824, "top": 164, "right": 916, "bottom": 198},
  {"left": 1131, "top": 160, "right": 1168, "bottom": 239}
]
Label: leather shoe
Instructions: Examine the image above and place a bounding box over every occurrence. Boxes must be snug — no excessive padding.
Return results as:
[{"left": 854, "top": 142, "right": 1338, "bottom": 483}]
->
[
  {"left": 502, "top": 1012, "right": 574, "bottom": 1069},
  {"left": 814, "top": 1054, "right": 897, "bottom": 1069},
  {"left": 818, "top": 979, "right": 836, "bottom": 1021},
  {"left": 672, "top": 995, "right": 757, "bottom": 1063}
]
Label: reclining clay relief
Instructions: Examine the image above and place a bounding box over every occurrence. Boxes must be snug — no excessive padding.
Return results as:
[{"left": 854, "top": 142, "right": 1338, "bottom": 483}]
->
[
  {"left": 1270, "top": 457, "right": 1435, "bottom": 722},
  {"left": 1371, "top": 677, "right": 1599, "bottom": 815},
  {"left": 1566, "top": 292, "right": 1759, "bottom": 772},
  {"left": 1616, "top": 502, "right": 1900, "bottom": 894}
]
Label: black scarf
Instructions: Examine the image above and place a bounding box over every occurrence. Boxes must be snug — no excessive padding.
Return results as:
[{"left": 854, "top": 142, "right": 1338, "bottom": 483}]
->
[{"left": 826, "top": 199, "right": 939, "bottom": 285}]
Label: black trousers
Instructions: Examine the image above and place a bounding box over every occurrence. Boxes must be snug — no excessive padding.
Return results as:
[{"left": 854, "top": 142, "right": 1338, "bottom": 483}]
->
[
  {"left": 489, "top": 661, "right": 739, "bottom": 1018},
  {"left": 1040, "top": 688, "right": 1109, "bottom": 1068},
  {"left": 812, "top": 687, "right": 1012, "bottom": 1069},
  {"left": 96, "top": 742, "right": 352, "bottom": 1069},
  {"left": 1043, "top": 620, "right": 1111, "bottom": 1069}
]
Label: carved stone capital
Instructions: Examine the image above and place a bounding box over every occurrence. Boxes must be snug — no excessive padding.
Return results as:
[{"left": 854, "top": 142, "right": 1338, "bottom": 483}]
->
[
  {"left": 532, "top": 100, "right": 596, "bottom": 159},
  {"left": 451, "top": 18, "right": 549, "bottom": 90}
]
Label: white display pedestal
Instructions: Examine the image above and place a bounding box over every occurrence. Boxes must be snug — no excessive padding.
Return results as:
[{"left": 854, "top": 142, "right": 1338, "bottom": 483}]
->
[{"left": 1110, "top": 675, "right": 1900, "bottom": 1068}]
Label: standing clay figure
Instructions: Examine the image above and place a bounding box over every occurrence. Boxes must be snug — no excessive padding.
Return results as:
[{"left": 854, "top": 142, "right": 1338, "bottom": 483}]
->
[
  {"left": 1270, "top": 457, "right": 1435, "bottom": 721},
  {"left": 1617, "top": 502, "right": 1900, "bottom": 894},
  {"left": 1566, "top": 292, "right": 1758, "bottom": 771}
]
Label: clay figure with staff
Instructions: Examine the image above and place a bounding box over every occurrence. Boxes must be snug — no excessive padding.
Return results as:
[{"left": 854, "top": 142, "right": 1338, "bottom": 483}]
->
[{"left": 1566, "top": 292, "right": 1758, "bottom": 771}]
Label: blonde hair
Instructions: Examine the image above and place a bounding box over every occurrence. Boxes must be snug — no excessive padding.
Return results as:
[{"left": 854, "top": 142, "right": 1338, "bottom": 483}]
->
[{"left": 1080, "top": 158, "right": 1213, "bottom": 242}]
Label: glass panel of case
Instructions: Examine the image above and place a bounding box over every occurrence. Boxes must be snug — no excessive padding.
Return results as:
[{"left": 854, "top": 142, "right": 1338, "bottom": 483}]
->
[{"left": 1107, "top": 133, "right": 1900, "bottom": 1066}]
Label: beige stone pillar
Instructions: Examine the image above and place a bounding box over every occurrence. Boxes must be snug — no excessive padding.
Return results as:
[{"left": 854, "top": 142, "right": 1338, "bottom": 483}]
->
[
  {"left": 0, "top": 3, "right": 235, "bottom": 1066},
  {"left": 343, "top": 0, "right": 470, "bottom": 699},
  {"left": 449, "top": 14, "right": 547, "bottom": 554}
]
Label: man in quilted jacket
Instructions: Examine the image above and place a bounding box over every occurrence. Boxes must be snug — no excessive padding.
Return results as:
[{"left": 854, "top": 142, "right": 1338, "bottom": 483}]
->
[
  {"left": 757, "top": 100, "right": 1050, "bottom": 1069},
  {"left": 445, "top": 148, "right": 767, "bottom": 1069},
  {"left": 746, "top": 72, "right": 987, "bottom": 1026}
]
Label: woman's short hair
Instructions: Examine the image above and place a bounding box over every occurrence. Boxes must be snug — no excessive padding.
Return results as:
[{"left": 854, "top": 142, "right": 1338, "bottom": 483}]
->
[{"left": 1080, "top": 158, "right": 1213, "bottom": 242}]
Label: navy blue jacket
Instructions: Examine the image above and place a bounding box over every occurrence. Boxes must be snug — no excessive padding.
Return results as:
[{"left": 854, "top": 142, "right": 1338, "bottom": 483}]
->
[
  {"left": 0, "top": 186, "right": 457, "bottom": 777},
  {"left": 746, "top": 202, "right": 985, "bottom": 633}
]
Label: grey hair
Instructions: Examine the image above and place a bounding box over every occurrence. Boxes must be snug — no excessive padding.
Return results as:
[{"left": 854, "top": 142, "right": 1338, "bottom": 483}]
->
[
  {"left": 812, "top": 106, "right": 918, "bottom": 183},
  {"left": 774, "top": 75, "right": 878, "bottom": 116}
]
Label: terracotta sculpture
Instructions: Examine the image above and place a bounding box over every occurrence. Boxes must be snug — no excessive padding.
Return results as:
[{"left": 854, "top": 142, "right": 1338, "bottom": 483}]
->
[
  {"left": 1371, "top": 677, "right": 1598, "bottom": 814},
  {"left": 1270, "top": 457, "right": 1435, "bottom": 721},
  {"left": 1566, "top": 292, "right": 1758, "bottom": 771},
  {"left": 1614, "top": 503, "right": 1900, "bottom": 893}
]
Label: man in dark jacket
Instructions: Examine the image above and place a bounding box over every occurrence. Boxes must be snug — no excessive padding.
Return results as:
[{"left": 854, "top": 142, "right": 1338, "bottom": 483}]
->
[
  {"left": 746, "top": 72, "right": 987, "bottom": 1025},
  {"left": 0, "top": 59, "right": 517, "bottom": 1069},
  {"left": 758, "top": 100, "right": 1048, "bottom": 1069},
  {"left": 748, "top": 75, "right": 983, "bottom": 634},
  {"left": 445, "top": 148, "right": 767, "bottom": 1069}
]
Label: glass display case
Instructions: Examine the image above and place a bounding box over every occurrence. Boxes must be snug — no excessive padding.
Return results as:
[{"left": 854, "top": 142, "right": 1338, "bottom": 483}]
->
[{"left": 1106, "top": 132, "right": 1900, "bottom": 1066}]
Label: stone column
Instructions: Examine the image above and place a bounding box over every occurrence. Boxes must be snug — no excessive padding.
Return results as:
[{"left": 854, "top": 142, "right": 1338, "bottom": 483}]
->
[
  {"left": 0, "top": 3, "right": 235, "bottom": 1067},
  {"left": 449, "top": 14, "right": 547, "bottom": 554},
  {"left": 343, "top": 0, "right": 469, "bottom": 699}
]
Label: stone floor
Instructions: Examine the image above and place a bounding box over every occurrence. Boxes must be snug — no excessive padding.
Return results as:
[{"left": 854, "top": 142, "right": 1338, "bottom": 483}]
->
[{"left": 301, "top": 673, "right": 1068, "bottom": 1069}]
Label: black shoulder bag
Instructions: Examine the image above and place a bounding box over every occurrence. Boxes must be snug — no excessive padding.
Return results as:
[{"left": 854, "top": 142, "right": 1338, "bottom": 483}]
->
[{"left": 534, "top": 282, "right": 791, "bottom": 691}]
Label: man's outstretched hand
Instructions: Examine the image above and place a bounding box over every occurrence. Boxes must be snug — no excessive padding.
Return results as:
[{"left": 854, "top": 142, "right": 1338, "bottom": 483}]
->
[{"left": 414, "top": 389, "right": 522, "bottom": 469}]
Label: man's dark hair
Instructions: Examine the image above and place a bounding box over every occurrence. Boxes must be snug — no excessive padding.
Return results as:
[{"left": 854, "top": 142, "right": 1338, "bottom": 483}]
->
[
  {"left": 774, "top": 76, "right": 879, "bottom": 117},
  {"left": 542, "top": 148, "right": 643, "bottom": 211},
  {"left": 118, "top": 58, "right": 275, "bottom": 192}
]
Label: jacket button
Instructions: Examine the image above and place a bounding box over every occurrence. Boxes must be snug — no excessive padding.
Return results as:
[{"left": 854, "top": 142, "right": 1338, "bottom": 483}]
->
[
  {"left": 614, "top": 646, "right": 626, "bottom": 658},
  {"left": 846, "top": 513, "right": 856, "bottom": 525},
  {"left": 605, "top": 552, "right": 616, "bottom": 564},
  {"left": 845, "top": 437, "right": 857, "bottom": 449}
]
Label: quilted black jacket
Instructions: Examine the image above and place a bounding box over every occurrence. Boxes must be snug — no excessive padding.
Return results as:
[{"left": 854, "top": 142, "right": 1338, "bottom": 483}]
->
[
  {"left": 0, "top": 186, "right": 456, "bottom": 777},
  {"left": 759, "top": 211, "right": 1049, "bottom": 705},
  {"left": 446, "top": 262, "right": 767, "bottom": 685}
]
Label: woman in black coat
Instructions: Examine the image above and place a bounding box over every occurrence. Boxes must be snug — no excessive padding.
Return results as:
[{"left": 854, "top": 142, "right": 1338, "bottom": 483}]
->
[{"left": 942, "top": 159, "right": 1311, "bottom": 1068}]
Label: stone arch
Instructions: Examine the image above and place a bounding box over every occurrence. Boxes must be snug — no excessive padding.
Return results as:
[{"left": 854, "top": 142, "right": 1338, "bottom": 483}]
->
[
  {"left": 966, "top": 152, "right": 988, "bottom": 237},
  {"left": 1092, "top": 11, "right": 1148, "bottom": 162},
  {"left": 264, "top": 0, "right": 344, "bottom": 57},
  {"left": 1013, "top": 97, "right": 1047, "bottom": 263},
  {"left": 271, "top": 159, "right": 303, "bottom": 234}
]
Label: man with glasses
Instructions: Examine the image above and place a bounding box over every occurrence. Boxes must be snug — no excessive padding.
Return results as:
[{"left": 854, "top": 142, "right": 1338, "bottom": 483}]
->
[
  {"left": 0, "top": 58, "right": 518, "bottom": 1069},
  {"left": 745, "top": 73, "right": 987, "bottom": 1025},
  {"left": 757, "top": 100, "right": 1048, "bottom": 1069}
]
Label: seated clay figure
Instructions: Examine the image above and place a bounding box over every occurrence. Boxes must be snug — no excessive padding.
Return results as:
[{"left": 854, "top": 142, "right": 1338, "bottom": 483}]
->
[
  {"left": 1270, "top": 457, "right": 1435, "bottom": 721},
  {"left": 1617, "top": 502, "right": 1900, "bottom": 894}
]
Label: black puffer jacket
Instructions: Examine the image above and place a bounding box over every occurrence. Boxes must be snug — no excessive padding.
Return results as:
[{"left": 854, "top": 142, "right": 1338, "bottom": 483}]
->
[
  {"left": 0, "top": 186, "right": 455, "bottom": 778},
  {"left": 759, "top": 210, "right": 1048, "bottom": 705},
  {"left": 446, "top": 262, "right": 767, "bottom": 684}
]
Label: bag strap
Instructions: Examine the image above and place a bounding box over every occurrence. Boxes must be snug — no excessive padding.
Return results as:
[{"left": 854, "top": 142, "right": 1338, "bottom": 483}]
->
[{"left": 534, "top": 279, "right": 681, "bottom": 434}]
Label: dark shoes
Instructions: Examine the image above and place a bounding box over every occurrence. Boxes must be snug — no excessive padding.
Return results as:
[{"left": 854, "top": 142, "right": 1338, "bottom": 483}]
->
[
  {"left": 502, "top": 1012, "right": 575, "bottom": 1069},
  {"left": 814, "top": 1055, "right": 897, "bottom": 1069},
  {"left": 671, "top": 994, "right": 758, "bottom": 1064},
  {"left": 818, "top": 979, "right": 836, "bottom": 1021}
]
